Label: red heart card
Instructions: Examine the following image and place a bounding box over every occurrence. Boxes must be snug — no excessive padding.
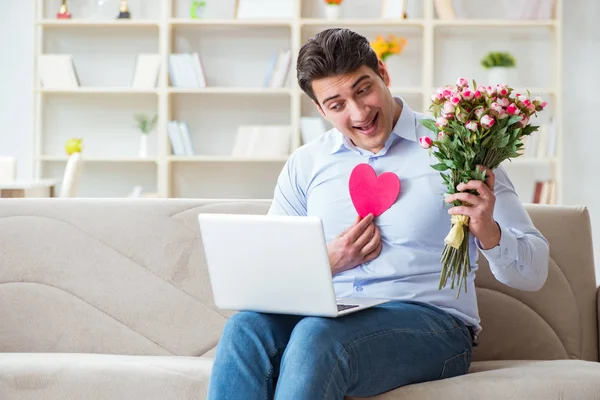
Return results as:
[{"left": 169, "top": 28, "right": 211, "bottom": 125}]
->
[{"left": 349, "top": 163, "right": 400, "bottom": 218}]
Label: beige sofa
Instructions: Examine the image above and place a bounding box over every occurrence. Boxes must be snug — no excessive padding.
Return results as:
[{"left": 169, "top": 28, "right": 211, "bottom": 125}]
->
[{"left": 1, "top": 198, "right": 599, "bottom": 400}]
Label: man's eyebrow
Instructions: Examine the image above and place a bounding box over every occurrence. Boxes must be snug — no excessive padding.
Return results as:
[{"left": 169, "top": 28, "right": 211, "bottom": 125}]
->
[
  {"left": 321, "top": 75, "right": 371, "bottom": 106},
  {"left": 351, "top": 75, "right": 370, "bottom": 88}
]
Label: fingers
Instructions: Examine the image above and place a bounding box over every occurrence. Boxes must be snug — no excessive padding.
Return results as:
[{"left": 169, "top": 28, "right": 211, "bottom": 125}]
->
[
  {"left": 456, "top": 179, "right": 493, "bottom": 199},
  {"left": 344, "top": 213, "right": 374, "bottom": 242},
  {"left": 444, "top": 192, "right": 482, "bottom": 206},
  {"left": 339, "top": 215, "right": 361, "bottom": 237},
  {"left": 354, "top": 221, "right": 376, "bottom": 249},
  {"left": 363, "top": 237, "right": 383, "bottom": 262},
  {"left": 360, "top": 225, "right": 380, "bottom": 257}
]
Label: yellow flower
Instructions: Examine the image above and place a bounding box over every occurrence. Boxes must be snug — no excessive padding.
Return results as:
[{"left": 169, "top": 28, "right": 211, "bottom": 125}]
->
[{"left": 370, "top": 35, "right": 407, "bottom": 62}]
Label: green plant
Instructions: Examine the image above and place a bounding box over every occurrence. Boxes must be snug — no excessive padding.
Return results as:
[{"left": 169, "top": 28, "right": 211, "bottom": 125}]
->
[
  {"left": 190, "top": 1, "right": 207, "bottom": 19},
  {"left": 480, "top": 52, "right": 516, "bottom": 69},
  {"left": 134, "top": 114, "right": 158, "bottom": 135}
]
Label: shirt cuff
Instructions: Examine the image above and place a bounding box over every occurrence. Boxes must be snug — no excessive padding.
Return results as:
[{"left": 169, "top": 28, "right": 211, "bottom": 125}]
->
[{"left": 475, "top": 225, "right": 521, "bottom": 268}]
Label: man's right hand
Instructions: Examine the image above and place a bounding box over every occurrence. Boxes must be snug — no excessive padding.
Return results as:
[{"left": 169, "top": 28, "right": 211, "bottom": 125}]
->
[{"left": 327, "top": 213, "right": 382, "bottom": 275}]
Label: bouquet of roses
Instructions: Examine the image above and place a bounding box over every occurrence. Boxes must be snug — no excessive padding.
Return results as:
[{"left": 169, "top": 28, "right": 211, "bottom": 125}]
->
[{"left": 419, "top": 78, "right": 547, "bottom": 298}]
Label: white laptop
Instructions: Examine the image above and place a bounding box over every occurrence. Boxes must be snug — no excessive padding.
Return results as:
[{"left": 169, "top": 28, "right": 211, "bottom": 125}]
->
[{"left": 197, "top": 213, "right": 390, "bottom": 317}]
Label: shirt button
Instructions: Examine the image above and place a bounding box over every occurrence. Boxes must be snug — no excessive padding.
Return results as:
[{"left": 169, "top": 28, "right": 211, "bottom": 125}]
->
[
  {"left": 504, "top": 248, "right": 509, "bottom": 255},
  {"left": 356, "top": 286, "right": 363, "bottom": 292},
  {"left": 364, "top": 261, "right": 371, "bottom": 266}
]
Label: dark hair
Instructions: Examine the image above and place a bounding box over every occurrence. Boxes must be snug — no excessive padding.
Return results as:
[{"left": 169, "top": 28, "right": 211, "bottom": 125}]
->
[{"left": 297, "top": 28, "right": 380, "bottom": 103}]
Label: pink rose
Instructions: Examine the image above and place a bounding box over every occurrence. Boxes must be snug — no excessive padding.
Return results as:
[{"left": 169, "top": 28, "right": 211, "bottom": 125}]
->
[
  {"left": 465, "top": 120, "right": 478, "bottom": 132},
  {"left": 450, "top": 95, "right": 461, "bottom": 106},
  {"left": 457, "top": 77, "right": 469, "bottom": 88},
  {"left": 443, "top": 101, "right": 456, "bottom": 114},
  {"left": 441, "top": 111, "right": 454, "bottom": 120},
  {"left": 490, "top": 102, "right": 504, "bottom": 115},
  {"left": 474, "top": 107, "right": 485, "bottom": 119},
  {"left": 519, "top": 114, "right": 530, "bottom": 127},
  {"left": 437, "top": 131, "right": 445, "bottom": 140},
  {"left": 497, "top": 97, "right": 510, "bottom": 107},
  {"left": 506, "top": 103, "right": 520, "bottom": 115},
  {"left": 473, "top": 90, "right": 482, "bottom": 99},
  {"left": 419, "top": 136, "right": 433, "bottom": 149},
  {"left": 497, "top": 112, "right": 509, "bottom": 119},
  {"left": 477, "top": 85, "right": 487, "bottom": 93},
  {"left": 431, "top": 92, "right": 444, "bottom": 102},
  {"left": 496, "top": 86, "right": 509, "bottom": 96},
  {"left": 480, "top": 115, "right": 495, "bottom": 129},
  {"left": 443, "top": 87, "right": 453, "bottom": 98},
  {"left": 436, "top": 117, "right": 448, "bottom": 128},
  {"left": 486, "top": 85, "right": 497, "bottom": 96},
  {"left": 461, "top": 88, "right": 474, "bottom": 100},
  {"left": 536, "top": 101, "right": 548, "bottom": 112}
]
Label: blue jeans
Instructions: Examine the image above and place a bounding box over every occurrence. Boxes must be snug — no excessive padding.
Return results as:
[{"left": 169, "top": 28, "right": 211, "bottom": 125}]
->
[{"left": 207, "top": 301, "right": 473, "bottom": 400}]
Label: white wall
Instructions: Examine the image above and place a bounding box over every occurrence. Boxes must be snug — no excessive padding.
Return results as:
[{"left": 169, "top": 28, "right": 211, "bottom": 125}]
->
[
  {"left": 1, "top": 1, "right": 599, "bottom": 278},
  {"left": 562, "top": 1, "right": 600, "bottom": 281},
  {"left": 0, "top": 1, "right": 34, "bottom": 179}
]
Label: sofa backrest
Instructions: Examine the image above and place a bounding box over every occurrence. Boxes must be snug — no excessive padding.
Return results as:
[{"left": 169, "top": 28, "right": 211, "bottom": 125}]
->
[{"left": 0, "top": 199, "right": 597, "bottom": 362}]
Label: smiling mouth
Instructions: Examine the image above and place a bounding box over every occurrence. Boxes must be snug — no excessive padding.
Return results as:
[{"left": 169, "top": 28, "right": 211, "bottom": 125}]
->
[{"left": 353, "top": 112, "right": 379, "bottom": 133}]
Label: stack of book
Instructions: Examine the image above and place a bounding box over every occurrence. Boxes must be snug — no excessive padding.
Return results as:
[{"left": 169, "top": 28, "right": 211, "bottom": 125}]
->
[
  {"left": 519, "top": 118, "right": 558, "bottom": 160},
  {"left": 169, "top": 53, "right": 207, "bottom": 88},
  {"left": 168, "top": 120, "right": 195, "bottom": 156},
  {"left": 264, "top": 50, "right": 291, "bottom": 88}
]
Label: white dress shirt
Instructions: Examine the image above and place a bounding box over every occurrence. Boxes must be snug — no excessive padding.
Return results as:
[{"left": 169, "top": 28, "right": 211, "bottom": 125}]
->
[{"left": 268, "top": 97, "right": 549, "bottom": 333}]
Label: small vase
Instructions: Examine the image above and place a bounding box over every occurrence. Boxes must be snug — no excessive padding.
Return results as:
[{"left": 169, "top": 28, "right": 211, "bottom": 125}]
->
[
  {"left": 487, "top": 67, "right": 510, "bottom": 86},
  {"left": 324, "top": 4, "right": 340, "bottom": 20},
  {"left": 138, "top": 134, "right": 148, "bottom": 158}
]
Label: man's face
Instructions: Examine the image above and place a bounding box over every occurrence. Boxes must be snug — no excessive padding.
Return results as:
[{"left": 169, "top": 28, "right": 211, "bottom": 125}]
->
[{"left": 311, "top": 61, "right": 398, "bottom": 154}]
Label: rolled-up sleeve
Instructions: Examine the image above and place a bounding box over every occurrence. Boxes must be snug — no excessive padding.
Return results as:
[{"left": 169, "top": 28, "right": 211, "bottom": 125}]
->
[{"left": 475, "top": 165, "right": 550, "bottom": 291}]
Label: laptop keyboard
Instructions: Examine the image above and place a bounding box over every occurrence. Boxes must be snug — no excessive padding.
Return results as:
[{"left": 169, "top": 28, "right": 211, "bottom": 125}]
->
[{"left": 337, "top": 304, "right": 359, "bottom": 312}]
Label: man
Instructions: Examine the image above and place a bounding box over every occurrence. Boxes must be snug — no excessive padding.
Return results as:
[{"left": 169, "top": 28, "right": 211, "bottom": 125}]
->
[{"left": 207, "top": 28, "right": 549, "bottom": 400}]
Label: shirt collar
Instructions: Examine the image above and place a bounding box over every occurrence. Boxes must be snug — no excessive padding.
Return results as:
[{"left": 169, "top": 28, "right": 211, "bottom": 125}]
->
[{"left": 330, "top": 96, "right": 417, "bottom": 155}]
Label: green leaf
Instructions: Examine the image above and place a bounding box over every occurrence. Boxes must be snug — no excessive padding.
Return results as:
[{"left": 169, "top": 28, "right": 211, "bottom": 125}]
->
[
  {"left": 507, "top": 115, "right": 522, "bottom": 126},
  {"left": 431, "top": 163, "right": 449, "bottom": 171},
  {"left": 444, "top": 159, "right": 457, "bottom": 169},
  {"left": 420, "top": 118, "right": 438, "bottom": 133}
]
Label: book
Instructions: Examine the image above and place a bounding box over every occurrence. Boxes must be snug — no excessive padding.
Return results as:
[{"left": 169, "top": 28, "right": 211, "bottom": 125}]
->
[
  {"left": 132, "top": 53, "right": 160, "bottom": 89},
  {"left": 169, "top": 53, "right": 207, "bottom": 88},
  {"left": 266, "top": 50, "right": 291, "bottom": 88},
  {"left": 433, "top": 0, "right": 455, "bottom": 20},
  {"left": 38, "top": 54, "right": 80, "bottom": 89}
]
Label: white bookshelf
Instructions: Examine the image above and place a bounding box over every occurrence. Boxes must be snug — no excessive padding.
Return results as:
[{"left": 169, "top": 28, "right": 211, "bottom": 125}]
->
[{"left": 33, "top": 0, "right": 563, "bottom": 203}]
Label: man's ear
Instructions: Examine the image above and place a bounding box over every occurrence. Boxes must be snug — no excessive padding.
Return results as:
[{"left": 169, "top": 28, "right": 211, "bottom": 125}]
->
[
  {"left": 378, "top": 60, "right": 391, "bottom": 87},
  {"left": 314, "top": 100, "right": 327, "bottom": 120}
]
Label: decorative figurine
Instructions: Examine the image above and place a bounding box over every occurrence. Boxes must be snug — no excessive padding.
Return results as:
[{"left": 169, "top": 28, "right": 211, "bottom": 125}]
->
[
  {"left": 57, "top": 0, "right": 72, "bottom": 19},
  {"left": 117, "top": 0, "right": 131, "bottom": 19}
]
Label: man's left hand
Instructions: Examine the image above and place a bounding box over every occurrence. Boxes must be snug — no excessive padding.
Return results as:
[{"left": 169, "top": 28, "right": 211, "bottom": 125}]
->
[{"left": 444, "top": 165, "right": 501, "bottom": 250}]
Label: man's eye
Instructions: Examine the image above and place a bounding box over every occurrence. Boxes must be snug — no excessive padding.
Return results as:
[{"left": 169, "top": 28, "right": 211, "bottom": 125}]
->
[
  {"left": 359, "top": 86, "right": 370, "bottom": 94},
  {"left": 331, "top": 103, "right": 343, "bottom": 111}
]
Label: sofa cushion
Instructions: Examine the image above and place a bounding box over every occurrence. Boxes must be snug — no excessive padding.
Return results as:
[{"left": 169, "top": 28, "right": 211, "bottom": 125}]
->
[
  {"left": 0, "top": 353, "right": 212, "bottom": 400},
  {"left": 349, "top": 360, "right": 600, "bottom": 400},
  {"left": 3, "top": 354, "right": 600, "bottom": 400}
]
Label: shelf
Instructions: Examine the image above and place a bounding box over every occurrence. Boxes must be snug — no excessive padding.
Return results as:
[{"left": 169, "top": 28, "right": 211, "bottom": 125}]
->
[
  {"left": 38, "top": 156, "right": 158, "bottom": 163},
  {"left": 300, "top": 18, "right": 424, "bottom": 27},
  {"left": 168, "top": 156, "right": 289, "bottom": 163},
  {"left": 37, "top": 19, "right": 160, "bottom": 27},
  {"left": 38, "top": 88, "right": 159, "bottom": 94},
  {"left": 170, "top": 18, "right": 292, "bottom": 27},
  {"left": 433, "top": 20, "right": 557, "bottom": 28},
  {"left": 168, "top": 87, "right": 292, "bottom": 95}
]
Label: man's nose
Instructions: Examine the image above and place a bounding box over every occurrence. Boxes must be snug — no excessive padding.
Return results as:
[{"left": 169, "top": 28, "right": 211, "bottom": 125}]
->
[{"left": 349, "top": 101, "right": 369, "bottom": 123}]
